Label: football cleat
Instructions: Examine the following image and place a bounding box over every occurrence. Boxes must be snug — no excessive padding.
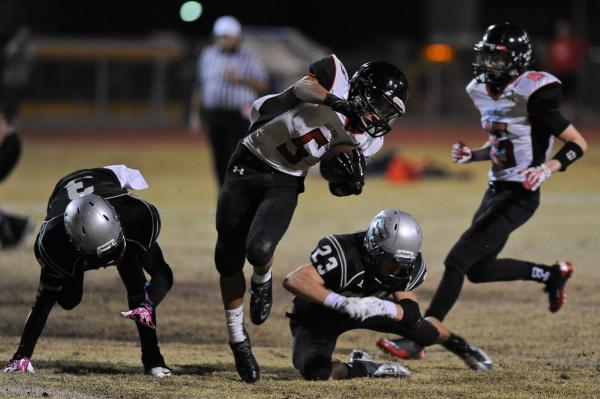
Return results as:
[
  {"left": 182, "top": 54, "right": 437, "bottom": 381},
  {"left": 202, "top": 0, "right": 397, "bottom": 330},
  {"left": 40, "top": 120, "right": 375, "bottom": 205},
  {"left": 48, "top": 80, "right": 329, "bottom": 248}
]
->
[
  {"left": 249, "top": 278, "right": 272, "bottom": 325},
  {"left": 348, "top": 349, "right": 411, "bottom": 378},
  {"left": 4, "top": 356, "right": 35, "bottom": 373},
  {"left": 230, "top": 332, "right": 260, "bottom": 383},
  {"left": 145, "top": 366, "right": 172, "bottom": 378},
  {"left": 121, "top": 302, "right": 155, "bottom": 330},
  {"left": 444, "top": 339, "right": 492, "bottom": 372},
  {"left": 545, "top": 261, "right": 574, "bottom": 313},
  {"left": 0, "top": 215, "right": 34, "bottom": 249},
  {"left": 377, "top": 337, "right": 424, "bottom": 360}
]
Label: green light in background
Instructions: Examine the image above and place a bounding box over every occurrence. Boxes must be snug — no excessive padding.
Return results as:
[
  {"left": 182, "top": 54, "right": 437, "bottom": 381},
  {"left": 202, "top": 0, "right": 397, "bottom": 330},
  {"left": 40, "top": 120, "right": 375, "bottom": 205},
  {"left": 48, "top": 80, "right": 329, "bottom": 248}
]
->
[{"left": 180, "top": 1, "right": 203, "bottom": 22}]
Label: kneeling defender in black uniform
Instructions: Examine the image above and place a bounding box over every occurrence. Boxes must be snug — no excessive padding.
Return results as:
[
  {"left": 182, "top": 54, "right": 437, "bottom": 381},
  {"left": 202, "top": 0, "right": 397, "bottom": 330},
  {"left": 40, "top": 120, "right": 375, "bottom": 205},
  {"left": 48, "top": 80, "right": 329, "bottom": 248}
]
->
[
  {"left": 3, "top": 166, "right": 173, "bottom": 377},
  {"left": 283, "top": 209, "right": 491, "bottom": 380}
]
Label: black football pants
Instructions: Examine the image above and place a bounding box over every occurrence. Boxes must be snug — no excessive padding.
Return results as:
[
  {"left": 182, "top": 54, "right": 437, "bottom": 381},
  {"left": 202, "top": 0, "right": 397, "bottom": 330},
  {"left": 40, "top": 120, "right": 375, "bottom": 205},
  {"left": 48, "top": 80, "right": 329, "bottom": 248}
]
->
[
  {"left": 289, "top": 300, "right": 439, "bottom": 380},
  {"left": 215, "top": 143, "right": 304, "bottom": 277},
  {"left": 425, "top": 181, "right": 545, "bottom": 322}
]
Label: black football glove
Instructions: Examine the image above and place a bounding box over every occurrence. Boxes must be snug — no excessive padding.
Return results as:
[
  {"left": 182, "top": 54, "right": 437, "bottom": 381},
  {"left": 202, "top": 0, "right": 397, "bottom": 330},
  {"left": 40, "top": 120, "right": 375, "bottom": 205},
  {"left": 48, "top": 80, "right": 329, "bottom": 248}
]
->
[
  {"left": 322, "top": 149, "right": 366, "bottom": 196},
  {"left": 323, "top": 93, "right": 364, "bottom": 126}
]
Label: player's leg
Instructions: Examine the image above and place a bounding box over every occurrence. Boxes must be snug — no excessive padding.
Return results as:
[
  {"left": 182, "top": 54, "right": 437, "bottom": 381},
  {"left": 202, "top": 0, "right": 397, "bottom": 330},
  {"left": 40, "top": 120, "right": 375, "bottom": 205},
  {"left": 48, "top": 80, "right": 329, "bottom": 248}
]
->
[
  {"left": 291, "top": 301, "right": 412, "bottom": 380},
  {"left": 116, "top": 251, "right": 170, "bottom": 377},
  {"left": 426, "top": 186, "right": 539, "bottom": 322},
  {"left": 215, "top": 159, "right": 263, "bottom": 382},
  {"left": 245, "top": 185, "right": 300, "bottom": 325}
]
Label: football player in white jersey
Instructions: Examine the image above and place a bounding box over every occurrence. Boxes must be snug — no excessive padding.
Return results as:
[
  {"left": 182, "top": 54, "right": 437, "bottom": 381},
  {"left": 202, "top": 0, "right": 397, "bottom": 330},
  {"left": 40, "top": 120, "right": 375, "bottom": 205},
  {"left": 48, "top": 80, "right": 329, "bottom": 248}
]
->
[
  {"left": 215, "top": 55, "right": 409, "bottom": 383},
  {"left": 377, "top": 23, "right": 587, "bottom": 361}
]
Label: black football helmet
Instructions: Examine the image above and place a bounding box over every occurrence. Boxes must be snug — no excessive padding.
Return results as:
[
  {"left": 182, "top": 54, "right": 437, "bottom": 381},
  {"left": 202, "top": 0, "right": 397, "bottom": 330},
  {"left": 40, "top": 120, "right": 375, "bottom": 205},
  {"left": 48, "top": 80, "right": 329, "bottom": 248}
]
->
[
  {"left": 473, "top": 22, "right": 533, "bottom": 85},
  {"left": 348, "top": 61, "right": 408, "bottom": 138}
]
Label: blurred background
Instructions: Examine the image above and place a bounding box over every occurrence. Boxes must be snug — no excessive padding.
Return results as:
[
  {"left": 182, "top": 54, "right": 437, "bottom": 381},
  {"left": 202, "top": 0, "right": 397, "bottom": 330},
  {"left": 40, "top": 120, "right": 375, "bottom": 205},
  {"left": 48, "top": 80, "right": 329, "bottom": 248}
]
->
[{"left": 1, "top": 0, "right": 599, "bottom": 130}]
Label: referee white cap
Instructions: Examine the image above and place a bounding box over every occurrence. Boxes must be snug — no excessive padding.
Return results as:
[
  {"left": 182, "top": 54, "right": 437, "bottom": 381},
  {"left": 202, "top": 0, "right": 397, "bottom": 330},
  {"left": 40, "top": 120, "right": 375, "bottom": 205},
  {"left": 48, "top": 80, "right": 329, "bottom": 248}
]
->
[{"left": 213, "top": 15, "right": 242, "bottom": 37}]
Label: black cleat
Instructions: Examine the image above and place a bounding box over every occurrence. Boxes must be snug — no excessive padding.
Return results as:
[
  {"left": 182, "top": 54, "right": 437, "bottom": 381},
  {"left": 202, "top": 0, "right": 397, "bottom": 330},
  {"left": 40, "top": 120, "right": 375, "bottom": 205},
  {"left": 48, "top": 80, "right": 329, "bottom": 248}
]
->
[
  {"left": 249, "top": 278, "right": 272, "bottom": 325},
  {"left": 230, "top": 333, "right": 260, "bottom": 383},
  {"left": 443, "top": 335, "right": 492, "bottom": 372}
]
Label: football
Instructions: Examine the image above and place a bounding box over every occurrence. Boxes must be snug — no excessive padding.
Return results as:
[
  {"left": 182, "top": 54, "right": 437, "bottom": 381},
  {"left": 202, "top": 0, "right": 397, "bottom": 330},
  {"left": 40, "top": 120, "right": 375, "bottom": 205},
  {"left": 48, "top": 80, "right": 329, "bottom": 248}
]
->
[{"left": 320, "top": 144, "right": 356, "bottom": 183}]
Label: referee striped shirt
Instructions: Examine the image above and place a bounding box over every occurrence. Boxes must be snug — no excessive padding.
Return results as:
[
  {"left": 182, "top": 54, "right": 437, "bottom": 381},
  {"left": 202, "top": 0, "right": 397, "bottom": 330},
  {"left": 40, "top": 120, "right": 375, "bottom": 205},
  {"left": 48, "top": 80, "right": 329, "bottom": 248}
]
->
[{"left": 197, "top": 44, "right": 268, "bottom": 111}]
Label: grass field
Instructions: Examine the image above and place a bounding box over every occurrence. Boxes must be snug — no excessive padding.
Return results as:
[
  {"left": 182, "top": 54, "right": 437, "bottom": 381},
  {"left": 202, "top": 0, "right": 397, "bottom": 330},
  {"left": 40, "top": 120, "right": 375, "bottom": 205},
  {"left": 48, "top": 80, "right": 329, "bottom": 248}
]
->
[{"left": 1, "top": 129, "right": 599, "bottom": 398}]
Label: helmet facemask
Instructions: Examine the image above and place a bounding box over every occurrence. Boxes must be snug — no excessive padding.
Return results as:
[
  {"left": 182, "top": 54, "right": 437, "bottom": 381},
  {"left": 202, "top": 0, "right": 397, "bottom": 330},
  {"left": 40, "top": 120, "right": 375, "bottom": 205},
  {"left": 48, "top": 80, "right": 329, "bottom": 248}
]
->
[
  {"left": 351, "top": 77, "right": 406, "bottom": 138},
  {"left": 363, "top": 238, "right": 416, "bottom": 293},
  {"left": 473, "top": 44, "right": 515, "bottom": 85}
]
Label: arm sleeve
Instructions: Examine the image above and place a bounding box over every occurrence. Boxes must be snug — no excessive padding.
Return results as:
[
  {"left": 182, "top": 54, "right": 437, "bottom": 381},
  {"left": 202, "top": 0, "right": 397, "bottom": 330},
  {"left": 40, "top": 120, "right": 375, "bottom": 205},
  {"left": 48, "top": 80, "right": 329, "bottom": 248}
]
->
[
  {"left": 309, "top": 55, "right": 336, "bottom": 91},
  {"left": 104, "top": 165, "right": 149, "bottom": 190},
  {"left": 309, "top": 237, "right": 344, "bottom": 290},
  {"left": 528, "top": 83, "right": 571, "bottom": 138},
  {"left": 14, "top": 282, "right": 59, "bottom": 358}
]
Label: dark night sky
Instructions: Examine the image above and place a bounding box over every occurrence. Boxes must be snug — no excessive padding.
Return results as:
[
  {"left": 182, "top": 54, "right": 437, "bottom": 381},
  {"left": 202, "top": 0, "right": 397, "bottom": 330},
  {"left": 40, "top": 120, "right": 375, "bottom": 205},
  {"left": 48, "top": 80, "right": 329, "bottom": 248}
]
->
[{"left": 0, "top": 0, "right": 595, "bottom": 47}]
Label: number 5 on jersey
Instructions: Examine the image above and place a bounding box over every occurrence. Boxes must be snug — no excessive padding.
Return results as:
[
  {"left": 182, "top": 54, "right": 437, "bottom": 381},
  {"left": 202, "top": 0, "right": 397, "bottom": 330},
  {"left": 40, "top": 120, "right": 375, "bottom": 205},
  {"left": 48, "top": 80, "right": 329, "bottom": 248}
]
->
[
  {"left": 311, "top": 244, "right": 339, "bottom": 275},
  {"left": 277, "top": 128, "right": 329, "bottom": 164}
]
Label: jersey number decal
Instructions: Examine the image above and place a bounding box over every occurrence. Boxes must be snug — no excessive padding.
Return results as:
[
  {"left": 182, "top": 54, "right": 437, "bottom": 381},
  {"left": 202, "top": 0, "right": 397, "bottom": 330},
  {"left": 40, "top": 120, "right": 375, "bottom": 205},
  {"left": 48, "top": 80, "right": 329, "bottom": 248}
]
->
[
  {"left": 65, "top": 178, "right": 95, "bottom": 200},
  {"left": 311, "top": 244, "right": 339, "bottom": 275},
  {"left": 277, "top": 128, "right": 329, "bottom": 164},
  {"left": 485, "top": 121, "right": 516, "bottom": 170}
]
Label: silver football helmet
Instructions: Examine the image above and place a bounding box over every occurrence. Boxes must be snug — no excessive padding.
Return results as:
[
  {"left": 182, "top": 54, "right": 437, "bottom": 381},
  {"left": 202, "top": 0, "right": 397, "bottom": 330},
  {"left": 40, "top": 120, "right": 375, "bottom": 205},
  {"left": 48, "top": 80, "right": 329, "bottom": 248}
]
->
[
  {"left": 364, "top": 209, "right": 422, "bottom": 292},
  {"left": 64, "top": 194, "right": 125, "bottom": 262}
]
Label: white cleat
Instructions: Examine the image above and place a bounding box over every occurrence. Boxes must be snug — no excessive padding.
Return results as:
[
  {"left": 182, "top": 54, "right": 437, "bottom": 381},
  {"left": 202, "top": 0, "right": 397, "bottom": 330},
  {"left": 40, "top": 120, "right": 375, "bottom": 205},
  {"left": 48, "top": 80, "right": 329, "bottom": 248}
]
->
[{"left": 145, "top": 366, "right": 172, "bottom": 378}]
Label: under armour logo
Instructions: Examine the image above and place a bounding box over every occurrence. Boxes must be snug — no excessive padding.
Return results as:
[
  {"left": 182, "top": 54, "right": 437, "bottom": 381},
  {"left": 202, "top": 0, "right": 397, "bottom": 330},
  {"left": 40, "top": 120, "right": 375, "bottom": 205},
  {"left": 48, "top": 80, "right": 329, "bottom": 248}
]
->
[{"left": 232, "top": 166, "right": 245, "bottom": 175}]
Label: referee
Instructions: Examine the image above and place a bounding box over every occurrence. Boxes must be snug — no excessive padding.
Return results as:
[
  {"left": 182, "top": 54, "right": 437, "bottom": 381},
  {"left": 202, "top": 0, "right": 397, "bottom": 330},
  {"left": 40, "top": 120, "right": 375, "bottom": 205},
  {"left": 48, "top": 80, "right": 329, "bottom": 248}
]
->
[{"left": 189, "top": 15, "right": 268, "bottom": 187}]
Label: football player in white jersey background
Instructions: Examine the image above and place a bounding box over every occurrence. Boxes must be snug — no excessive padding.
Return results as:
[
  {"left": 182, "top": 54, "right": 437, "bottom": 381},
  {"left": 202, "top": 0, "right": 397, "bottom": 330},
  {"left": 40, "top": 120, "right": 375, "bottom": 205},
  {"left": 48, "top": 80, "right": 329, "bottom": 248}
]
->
[
  {"left": 377, "top": 23, "right": 587, "bottom": 360},
  {"left": 214, "top": 55, "right": 409, "bottom": 382}
]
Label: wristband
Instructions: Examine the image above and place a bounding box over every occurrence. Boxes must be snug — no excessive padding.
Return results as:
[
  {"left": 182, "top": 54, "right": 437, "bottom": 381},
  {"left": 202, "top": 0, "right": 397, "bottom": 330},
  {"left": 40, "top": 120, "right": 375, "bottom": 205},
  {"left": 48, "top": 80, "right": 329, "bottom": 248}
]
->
[
  {"left": 381, "top": 300, "right": 398, "bottom": 318},
  {"left": 323, "top": 292, "right": 347, "bottom": 309},
  {"left": 552, "top": 141, "right": 583, "bottom": 171}
]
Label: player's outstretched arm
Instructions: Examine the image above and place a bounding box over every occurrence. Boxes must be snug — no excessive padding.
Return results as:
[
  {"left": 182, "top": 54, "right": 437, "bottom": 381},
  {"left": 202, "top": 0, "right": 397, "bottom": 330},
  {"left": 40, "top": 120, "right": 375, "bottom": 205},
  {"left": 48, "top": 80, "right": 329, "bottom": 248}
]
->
[
  {"left": 521, "top": 124, "right": 587, "bottom": 191},
  {"left": 4, "top": 287, "right": 59, "bottom": 373}
]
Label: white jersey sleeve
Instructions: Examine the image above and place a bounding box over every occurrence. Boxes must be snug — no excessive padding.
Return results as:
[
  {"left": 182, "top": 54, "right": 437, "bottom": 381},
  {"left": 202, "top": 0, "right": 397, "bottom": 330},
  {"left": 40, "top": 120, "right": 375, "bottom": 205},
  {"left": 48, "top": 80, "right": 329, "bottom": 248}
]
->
[{"left": 104, "top": 165, "right": 149, "bottom": 190}]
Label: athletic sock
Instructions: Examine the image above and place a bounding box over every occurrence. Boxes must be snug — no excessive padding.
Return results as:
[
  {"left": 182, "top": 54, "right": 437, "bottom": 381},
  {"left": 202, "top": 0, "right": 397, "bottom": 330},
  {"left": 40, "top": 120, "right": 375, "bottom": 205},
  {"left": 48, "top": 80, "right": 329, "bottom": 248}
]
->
[
  {"left": 530, "top": 265, "right": 553, "bottom": 283},
  {"left": 225, "top": 304, "right": 246, "bottom": 343},
  {"left": 251, "top": 268, "right": 272, "bottom": 285}
]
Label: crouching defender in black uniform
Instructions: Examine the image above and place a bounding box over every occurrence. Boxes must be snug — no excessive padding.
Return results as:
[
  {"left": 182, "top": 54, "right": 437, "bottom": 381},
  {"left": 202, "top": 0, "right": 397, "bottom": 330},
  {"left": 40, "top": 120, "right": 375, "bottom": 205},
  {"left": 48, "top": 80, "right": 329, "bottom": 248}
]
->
[
  {"left": 3, "top": 165, "right": 173, "bottom": 377},
  {"left": 283, "top": 209, "right": 491, "bottom": 380}
]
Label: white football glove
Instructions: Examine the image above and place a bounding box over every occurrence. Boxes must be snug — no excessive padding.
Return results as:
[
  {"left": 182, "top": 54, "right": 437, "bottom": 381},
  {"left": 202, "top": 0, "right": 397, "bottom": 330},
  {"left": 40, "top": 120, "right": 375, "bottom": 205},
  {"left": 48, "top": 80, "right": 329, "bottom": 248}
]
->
[
  {"left": 4, "top": 357, "right": 35, "bottom": 373},
  {"left": 340, "top": 297, "right": 396, "bottom": 321},
  {"left": 451, "top": 141, "right": 472, "bottom": 164},
  {"left": 521, "top": 163, "right": 552, "bottom": 191}
]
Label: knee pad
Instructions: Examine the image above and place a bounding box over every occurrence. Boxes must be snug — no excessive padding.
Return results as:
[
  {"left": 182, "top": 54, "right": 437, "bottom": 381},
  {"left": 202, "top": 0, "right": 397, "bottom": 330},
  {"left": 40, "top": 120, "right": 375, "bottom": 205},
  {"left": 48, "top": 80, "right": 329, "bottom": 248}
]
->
[
  {"left": 214, "top": 238, "right": 245, "bottom": 277},
  {"left": 466, "top": 268, "right": 487, "bottom": 283},
  {"left": 0, "top": 133, "right": 21, "bottom": 182},
  {"left": 58, "top": 294, "right": 82, "bottom": 310},
  {"left": 300, "top": 356, "right": 332, "bottom": 381},
  {"left": 246, "top": 237, "right": 275, "bottom": 267}
]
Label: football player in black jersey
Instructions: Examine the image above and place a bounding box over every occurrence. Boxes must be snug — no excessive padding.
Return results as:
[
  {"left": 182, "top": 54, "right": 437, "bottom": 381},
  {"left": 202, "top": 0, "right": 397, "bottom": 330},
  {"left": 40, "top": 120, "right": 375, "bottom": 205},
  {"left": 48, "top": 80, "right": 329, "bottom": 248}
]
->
[
  {"left": 378, "top": 23, "right": 587, "bottom": 362},
  {"left": 283, "top": 210, "right": 491, "bottom": 380},
  {"left": 3, "top": 166, "right": 173, "bottom": 377},
  {"left": 216, "top": 55, "right": 409, "bottom": 383}
]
